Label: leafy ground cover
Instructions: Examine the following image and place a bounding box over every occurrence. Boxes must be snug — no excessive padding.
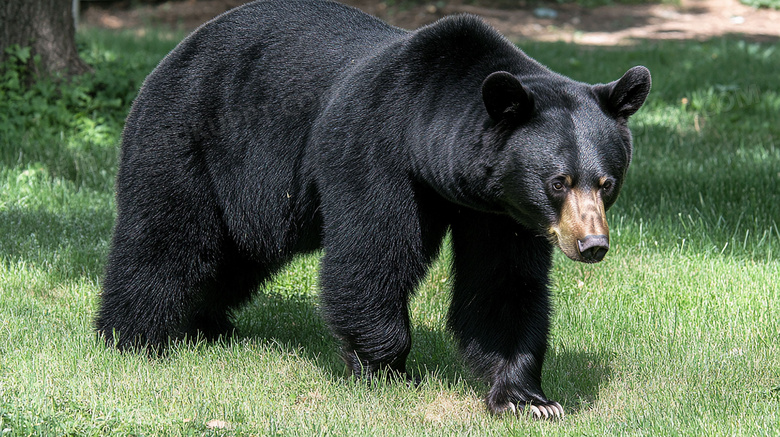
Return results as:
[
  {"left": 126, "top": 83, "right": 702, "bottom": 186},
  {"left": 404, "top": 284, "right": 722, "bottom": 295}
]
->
[
  {"left": 0, "top": 28, "right": 778, "bottom": 435},
  {"left": 740, "top": 0, "right": 780, "bottom": 9}
]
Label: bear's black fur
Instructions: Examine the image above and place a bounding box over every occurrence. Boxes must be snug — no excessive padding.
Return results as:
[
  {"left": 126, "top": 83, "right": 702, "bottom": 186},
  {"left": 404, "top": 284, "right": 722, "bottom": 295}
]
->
[{"left": 96, "top": 0, "right": 650, "bottom": 418}]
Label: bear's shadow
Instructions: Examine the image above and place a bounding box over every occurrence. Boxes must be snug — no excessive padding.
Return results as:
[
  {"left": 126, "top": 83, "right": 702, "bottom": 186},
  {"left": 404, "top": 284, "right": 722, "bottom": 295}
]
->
[
  {"left": 227, "top": 288, "right": 613, "bottom": 414},
  {"left": 544, "top": 347, "right": 615, "bottom": 414},
  {"left": 230, "top": 289, "right": 344, "bottom": 374}
]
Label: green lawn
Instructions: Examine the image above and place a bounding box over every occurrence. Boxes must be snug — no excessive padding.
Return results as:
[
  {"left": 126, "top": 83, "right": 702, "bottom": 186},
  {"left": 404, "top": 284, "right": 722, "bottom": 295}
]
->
[{"left": 1, "top": 29, "right": 778, "bottom": 435}]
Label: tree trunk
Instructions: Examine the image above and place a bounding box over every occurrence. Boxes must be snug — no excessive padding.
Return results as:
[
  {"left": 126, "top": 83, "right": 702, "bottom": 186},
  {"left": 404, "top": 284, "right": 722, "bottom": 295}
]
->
[{"left": 0, "top": 0, "right": 91, "bottom": 78}]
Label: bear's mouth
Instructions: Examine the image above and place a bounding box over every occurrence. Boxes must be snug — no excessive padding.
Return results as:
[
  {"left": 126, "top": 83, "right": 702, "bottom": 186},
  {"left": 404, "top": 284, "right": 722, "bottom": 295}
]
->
[{"left": 549, "top": 188, "right": 610, "bottom": 264}]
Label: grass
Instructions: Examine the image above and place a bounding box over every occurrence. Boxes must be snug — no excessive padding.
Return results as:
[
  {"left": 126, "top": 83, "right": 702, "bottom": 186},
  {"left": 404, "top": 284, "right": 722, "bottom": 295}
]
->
[
  {"left": 740, "top": 0, "right": 780, "bottom": 9},
  {"left": 1, "top": 28, "right": 778, "bottom": 435}
]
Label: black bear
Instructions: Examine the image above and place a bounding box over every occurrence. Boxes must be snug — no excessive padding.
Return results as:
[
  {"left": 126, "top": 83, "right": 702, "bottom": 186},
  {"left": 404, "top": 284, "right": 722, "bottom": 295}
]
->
[{"left": 96, "top": 0, "right": 650, "bottom": 419}]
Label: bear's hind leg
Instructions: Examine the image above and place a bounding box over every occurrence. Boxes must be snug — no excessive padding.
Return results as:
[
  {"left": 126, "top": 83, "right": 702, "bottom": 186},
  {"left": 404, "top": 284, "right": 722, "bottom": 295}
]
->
[{"left": 97, "top": 211, "right": 235, "bottom": 352}]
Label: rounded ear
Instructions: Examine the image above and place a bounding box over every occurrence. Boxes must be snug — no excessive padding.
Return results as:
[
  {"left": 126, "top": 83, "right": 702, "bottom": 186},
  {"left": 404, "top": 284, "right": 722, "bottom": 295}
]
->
[
  {"left": 481, "top": 71, "right": 535, "bottom": 122},
  {"left": 594, "top": 66, "right": 652, "bottom": 119}
]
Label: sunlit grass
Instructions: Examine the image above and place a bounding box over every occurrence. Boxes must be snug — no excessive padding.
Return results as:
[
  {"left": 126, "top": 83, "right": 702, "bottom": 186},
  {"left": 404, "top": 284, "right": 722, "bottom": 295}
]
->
[{"left": 0, "top": 29, "right": 777, "bottom": 435}]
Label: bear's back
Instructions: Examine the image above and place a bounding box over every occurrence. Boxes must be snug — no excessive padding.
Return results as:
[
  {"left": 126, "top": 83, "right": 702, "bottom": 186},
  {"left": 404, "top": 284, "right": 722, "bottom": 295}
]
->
[
  {"left": 124, "top": 0, "right": 408, "bottom": 154},
  {"left": 145, "top": 0, "right": 405, "bottom": 92}
]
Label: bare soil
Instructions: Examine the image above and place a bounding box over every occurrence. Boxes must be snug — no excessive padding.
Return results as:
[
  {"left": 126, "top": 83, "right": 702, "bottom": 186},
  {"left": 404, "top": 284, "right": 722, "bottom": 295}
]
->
[{"left": 82, "top": 0, "right": 780, "bottom": 44}]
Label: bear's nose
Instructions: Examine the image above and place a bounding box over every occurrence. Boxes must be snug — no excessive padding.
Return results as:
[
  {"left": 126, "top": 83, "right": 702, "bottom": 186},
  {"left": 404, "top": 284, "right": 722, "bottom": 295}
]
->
[{"left": 577, "top": 235, "right": 609, "bottom": 262}]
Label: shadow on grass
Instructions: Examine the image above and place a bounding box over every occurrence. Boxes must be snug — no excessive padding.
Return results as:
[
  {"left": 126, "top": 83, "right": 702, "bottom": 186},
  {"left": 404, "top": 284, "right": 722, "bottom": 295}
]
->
[
  {"left": 0, "top": 207, "right": 114, "bottom": 280},
  {"left": 230, "top": 289, "right": 344, "bottom": 375},
  {"left": 230, "top": 289, "right": 468, "bottom": 380},
  {"left": 546, "top": 347, "right": 615, "bottom": 414},
  {"left": 227, "top": 282, "right": 614, "bottom": 416}
]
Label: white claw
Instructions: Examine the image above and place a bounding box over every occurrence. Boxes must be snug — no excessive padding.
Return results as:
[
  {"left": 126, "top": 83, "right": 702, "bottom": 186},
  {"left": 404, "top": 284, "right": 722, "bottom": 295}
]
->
[
  {"left": 525, "top": 402, "right": 564, "bottom": 420},
  {"left": 551, "top": 401, "right": 565, "bottom": 418},
  {"left": 520, "top": 402, "right": 565, "bottom": 420}
]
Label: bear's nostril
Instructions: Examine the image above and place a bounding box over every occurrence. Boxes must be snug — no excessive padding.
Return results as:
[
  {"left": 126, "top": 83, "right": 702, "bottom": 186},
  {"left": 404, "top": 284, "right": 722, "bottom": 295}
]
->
[{"left": 577, "top": 235, "right": 609, "bottom": 262}]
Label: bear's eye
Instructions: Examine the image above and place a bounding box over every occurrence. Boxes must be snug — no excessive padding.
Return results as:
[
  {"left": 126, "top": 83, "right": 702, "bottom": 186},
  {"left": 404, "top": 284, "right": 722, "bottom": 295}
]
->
[
  {"left": 552, "top": 181, "right": 565, "bottom": 192},
  {"left": 601, "top": 179, "right": 614, "bottom": 192}
]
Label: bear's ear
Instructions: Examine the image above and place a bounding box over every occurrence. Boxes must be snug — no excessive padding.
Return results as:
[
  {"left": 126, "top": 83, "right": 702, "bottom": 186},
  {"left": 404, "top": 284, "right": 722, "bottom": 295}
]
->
[
  {"left": 594, "top": 66, "right": 652, "bottom": 119},
  {"left": 481, "top": 71, "right": 534, "bottom": 122}
]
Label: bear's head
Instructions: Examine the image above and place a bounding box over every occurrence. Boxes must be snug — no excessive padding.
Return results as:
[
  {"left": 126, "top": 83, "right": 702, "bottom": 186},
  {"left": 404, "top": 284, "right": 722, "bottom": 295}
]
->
[{"left": 482, "top": 66, "right": 651, "bottom": 263}]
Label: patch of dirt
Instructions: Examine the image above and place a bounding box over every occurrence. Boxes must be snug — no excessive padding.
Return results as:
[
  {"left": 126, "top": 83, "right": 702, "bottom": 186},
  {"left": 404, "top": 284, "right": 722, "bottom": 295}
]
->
[{"left": 82, "top": 0, "right": 780, "bottom": 44}]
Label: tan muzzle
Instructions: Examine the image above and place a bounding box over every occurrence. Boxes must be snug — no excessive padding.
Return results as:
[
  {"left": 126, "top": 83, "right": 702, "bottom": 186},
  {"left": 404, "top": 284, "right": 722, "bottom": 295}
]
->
[{"left": 549, "top": 187, "right": 609, "bottom": 263}]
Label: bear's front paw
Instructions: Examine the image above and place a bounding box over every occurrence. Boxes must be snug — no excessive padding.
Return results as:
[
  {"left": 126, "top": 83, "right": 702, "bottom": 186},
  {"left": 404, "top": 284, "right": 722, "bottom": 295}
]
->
[
  {"left": 490, "top": 400, "right": 564, "bottom": 420},
  {"left": 523, "top": 401, "right": 564, "bottom": 420}
]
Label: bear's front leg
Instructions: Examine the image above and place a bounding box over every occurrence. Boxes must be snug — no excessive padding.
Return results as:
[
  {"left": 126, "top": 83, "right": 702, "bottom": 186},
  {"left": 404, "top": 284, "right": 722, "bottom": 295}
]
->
[{"left": 448, "top": 210, "right": 564, "bottom": 419}]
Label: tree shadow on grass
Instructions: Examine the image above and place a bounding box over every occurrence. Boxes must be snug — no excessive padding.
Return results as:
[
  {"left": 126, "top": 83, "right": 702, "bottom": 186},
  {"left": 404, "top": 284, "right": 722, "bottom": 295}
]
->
[{"left": 0, "top": 207, "right": 113, "bottom": 280}]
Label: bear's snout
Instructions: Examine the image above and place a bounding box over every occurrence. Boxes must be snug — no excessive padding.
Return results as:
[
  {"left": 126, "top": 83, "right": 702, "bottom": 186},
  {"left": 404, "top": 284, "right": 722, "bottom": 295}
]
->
[
  {"left": 577, "top": 234, "right": 609, "bottom": 263},
  {"left": 550, "top": 187, "right": 610, "bottom": 263}
]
